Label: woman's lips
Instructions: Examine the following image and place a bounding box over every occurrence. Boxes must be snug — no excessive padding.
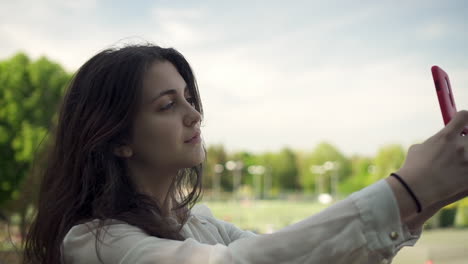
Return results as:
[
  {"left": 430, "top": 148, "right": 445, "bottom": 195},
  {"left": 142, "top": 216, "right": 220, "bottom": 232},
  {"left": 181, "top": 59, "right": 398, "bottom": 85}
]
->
[
  {"left": 185, "top": 131, "right": 201, "bottom": 143},
  {"left": 185, "top": 134, "right": 201, "bottom": 144}
]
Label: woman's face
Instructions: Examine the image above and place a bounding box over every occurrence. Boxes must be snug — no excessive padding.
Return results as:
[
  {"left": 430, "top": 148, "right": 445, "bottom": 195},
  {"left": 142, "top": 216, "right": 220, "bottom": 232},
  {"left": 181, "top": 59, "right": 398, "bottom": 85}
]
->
[{"left": 125, "top": 60, "right": 205, "bottom": 174}]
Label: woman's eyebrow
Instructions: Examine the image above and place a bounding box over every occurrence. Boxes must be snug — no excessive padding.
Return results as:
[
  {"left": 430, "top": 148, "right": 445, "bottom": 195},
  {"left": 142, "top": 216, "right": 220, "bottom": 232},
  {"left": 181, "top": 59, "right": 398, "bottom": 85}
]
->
[{"left": 148, "top": 84, "right": 188, "bottom": 104}]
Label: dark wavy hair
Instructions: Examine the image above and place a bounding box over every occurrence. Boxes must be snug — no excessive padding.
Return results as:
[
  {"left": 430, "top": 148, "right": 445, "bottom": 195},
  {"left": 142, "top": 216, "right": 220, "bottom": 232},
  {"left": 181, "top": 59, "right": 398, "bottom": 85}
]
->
[{"left": 21, "top": 43, "right": 206, "bottom": 264}]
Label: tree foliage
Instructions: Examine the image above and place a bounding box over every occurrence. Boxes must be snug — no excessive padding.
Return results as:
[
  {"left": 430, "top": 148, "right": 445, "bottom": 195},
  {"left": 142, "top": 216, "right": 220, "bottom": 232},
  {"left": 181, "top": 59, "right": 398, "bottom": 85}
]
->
[
  {"left": 372, "top": 143, "right": 406, "bottom": 182},
  {"left": 205, "top": 144, "right": 231, "bottom": 191},
  {"left": 0, "top": 52, "right": 70, "bottom": 237},
  {"left": 298, "top": 141, "right": 351, "bottom": 193}
]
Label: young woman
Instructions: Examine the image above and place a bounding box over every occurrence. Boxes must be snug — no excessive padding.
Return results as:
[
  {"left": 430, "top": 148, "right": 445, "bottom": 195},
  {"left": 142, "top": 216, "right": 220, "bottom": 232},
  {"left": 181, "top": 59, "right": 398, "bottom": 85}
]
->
[{"left": 22, "top": 43, "right": 468, "bottom": 264}]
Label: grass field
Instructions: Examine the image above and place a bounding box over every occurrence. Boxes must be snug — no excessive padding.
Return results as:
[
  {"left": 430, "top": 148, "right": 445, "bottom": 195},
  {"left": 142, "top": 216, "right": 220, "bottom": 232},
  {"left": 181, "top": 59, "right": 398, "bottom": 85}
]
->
[
  {"left": 393, "top": 229, "right": 468, "bottom": 264},
  {"left": 203, "top": 199, "right": 329, "bottom": 234},
  {"left": 1, "top": 199, "right": 467, "bottom": 263},
  {"left": 203, "top": 199, "right": 468, "bottom": 263}
]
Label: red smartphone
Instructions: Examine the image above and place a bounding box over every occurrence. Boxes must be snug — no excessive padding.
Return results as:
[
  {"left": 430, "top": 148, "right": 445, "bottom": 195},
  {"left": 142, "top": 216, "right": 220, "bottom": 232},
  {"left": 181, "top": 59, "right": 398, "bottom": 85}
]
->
[{"left": 431, "top": 65, "right": 468, "bottom": 136}]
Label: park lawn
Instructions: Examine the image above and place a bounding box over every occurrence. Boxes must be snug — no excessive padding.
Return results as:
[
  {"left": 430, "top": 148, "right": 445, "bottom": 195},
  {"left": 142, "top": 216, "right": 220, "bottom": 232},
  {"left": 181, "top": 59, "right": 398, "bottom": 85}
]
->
[
  {"left": 2, "top": 199, "right": 468, "bottom": 263},
  {"left": 393, "top": 228, "right": 468, "bottom": 264},
  {"left": 201, "top": 199, "right": 329, "bottom": 234},
  {"left": 202, "top": 200, "right": 468, "bottom": 263}
]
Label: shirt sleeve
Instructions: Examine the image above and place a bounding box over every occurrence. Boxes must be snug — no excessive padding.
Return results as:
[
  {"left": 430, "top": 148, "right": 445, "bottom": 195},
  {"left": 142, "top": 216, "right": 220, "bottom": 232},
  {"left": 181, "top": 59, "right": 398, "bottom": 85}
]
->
[
  {"left": 349, "top": 178, "right": 423, "bottom": 263},
  {"left": 63, "top": 179, "right": 422, "bottom": 264},
  {"left": 118, "top": 179, "right": 422, "bottom": 264},
  {"left": 191, "top": 203, "right": 258, "bottom": 242},
  {"left": 216, "top": 218, "right": 258, "bottom": 241}
]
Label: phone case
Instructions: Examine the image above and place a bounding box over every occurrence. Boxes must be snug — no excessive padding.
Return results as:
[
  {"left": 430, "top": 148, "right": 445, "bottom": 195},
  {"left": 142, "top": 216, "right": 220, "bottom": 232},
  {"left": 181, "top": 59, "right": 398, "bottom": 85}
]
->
[{"left": 431, "top": 65, "right": 468, "bottom": 135}]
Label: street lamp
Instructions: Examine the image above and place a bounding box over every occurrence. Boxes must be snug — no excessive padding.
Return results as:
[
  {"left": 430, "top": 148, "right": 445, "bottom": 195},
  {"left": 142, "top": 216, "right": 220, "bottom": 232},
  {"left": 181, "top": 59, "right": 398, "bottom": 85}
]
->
[
  {"left": 264, "top": 166, "right": 272, "bottom": 199},
  {"left": 310, "top": 165, "right": 325, "bottom": 195},
  {"left": 213, "top": 164, "right": 224, "bottom": 200},
  {"left": 310, "top": 161, "right": 340, "bottom": 203},
  {"left": 226, "top": 160, "right": 243, "bottom": 200},
  {"left": 248, "top": 165, "right": 265, "bottom": 199},
  {"left": 328, "top": 162, "right": 340, "bottom": 199}
]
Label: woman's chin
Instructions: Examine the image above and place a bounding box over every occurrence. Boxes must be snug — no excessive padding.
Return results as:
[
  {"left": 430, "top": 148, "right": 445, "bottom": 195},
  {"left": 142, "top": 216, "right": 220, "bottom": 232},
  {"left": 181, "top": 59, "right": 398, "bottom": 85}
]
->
[{"left": 182, "top": 154, "right": 205, "bottom": 168}]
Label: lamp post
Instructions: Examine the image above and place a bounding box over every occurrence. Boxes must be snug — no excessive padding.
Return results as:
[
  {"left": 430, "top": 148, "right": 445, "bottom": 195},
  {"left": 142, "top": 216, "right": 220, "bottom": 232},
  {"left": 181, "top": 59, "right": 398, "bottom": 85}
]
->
[
  {"left": 323, "top": 161, "right": 340, "bottom": 199},
  {"left": 310, "top": 161, "right": 340, "bottom": 203},
  {"left": 226, "top": 160, "right": 236, "bottom": 195},
  {"left": 264, "top": 165, "right": 272, "bottom": 199},
  {"left": 226, "top": 160, "right": 243, "bottom": 200},
  {"left": 214, "top": 164, "right": 224, "bottom": 200},
  {"left": 248, "top": 165, "right": 265, "bottom": 199},
  {"left": 310, "top": 165, "right": 325, "bottom": 195}
]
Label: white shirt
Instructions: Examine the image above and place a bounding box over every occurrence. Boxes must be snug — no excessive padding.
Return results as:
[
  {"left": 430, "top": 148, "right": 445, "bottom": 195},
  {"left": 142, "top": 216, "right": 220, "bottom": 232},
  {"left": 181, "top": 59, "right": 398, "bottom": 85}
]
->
[{"left": 62, "top": 179, "right": 422, "bottom": 263}]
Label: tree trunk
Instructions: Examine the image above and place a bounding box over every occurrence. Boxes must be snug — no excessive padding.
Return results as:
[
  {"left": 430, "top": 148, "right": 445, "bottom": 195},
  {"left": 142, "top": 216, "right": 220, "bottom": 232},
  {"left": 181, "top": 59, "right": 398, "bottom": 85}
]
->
[{"left": 19, "top": 208, "right": 27, "bottom": 248}]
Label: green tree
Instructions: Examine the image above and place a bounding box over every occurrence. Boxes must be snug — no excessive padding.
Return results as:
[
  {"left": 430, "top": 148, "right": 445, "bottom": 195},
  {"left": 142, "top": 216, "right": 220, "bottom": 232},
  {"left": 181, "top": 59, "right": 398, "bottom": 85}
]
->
[
  {"left": 339, "top": 155, "right": 374, "bottom": 195},
  {"left": 272, "top": 147, "right": 300, "bottom": 191},
  {"left": 0, "top": 52, "right": 70, "bottom": 241},
  {"left": 205, "top": 144, "right": 230, "bottom": 191},
  {"left": 256, "top": 152, "right": 277, "bottom": 196},
  {"left": 299, "top": 141, "right": 351, "bottom": 194},
  {"left": 371, "top": 143, "right": 406, "bottom": 183},
  {"left": 229, "top": 151, "right": 260, "bottom": 187}
]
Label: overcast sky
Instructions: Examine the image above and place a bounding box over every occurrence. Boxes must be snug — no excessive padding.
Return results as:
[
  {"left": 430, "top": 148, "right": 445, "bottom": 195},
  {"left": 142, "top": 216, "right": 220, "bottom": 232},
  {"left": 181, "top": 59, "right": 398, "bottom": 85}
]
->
[{"left": 1, "top": 0, "right": 467, "bottom": 157}]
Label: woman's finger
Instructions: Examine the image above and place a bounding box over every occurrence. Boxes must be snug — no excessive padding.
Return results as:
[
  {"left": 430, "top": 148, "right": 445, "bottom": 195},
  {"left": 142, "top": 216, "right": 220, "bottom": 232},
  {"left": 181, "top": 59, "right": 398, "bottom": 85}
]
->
[{"left": 446, "top": 110, "right": 468, "bottom": 138}]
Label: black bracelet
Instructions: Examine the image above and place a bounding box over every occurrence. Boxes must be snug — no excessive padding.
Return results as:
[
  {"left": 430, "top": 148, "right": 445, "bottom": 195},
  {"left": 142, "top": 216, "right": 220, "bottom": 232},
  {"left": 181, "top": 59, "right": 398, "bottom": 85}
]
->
[{"left": 390, "top": 173, "right": 422, "bottom": 213}]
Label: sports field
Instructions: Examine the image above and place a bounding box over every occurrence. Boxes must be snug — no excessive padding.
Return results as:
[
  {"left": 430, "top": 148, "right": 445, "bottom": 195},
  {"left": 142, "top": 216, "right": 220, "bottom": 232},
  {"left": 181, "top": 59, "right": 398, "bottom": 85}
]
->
[
  {"left": 393, "top": 229, "right": 468, "bottom": 264},
  {"left": 204, "top": 199, "right": 468, "bottom": 263},
  {"left": 1, "top": 199, "right": 466, "bottom": 263}
]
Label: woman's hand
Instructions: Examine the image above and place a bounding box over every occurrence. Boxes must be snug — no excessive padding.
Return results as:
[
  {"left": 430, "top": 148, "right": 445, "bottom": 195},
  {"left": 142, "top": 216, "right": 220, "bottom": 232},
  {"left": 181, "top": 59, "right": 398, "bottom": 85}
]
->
[
  {"left": 389, "top": 110, "right": 468, "bottom": 220},
  {"left": 403, "top": 190, "right": 468, "bottom": 231}
]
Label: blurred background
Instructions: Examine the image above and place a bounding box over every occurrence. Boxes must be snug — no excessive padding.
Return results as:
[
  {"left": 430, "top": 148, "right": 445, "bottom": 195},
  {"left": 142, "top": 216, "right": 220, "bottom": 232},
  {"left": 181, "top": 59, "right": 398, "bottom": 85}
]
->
[{"left": 1, "top": 0, "right": 468, "bottom": 263}]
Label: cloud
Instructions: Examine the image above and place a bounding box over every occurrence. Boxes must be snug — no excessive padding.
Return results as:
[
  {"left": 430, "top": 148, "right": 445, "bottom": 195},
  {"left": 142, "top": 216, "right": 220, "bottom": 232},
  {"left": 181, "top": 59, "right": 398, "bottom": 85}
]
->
[
  {"left": 146, "top": 7, "right": 208, "bottom": 48},
  {"left": 0, "top": 0, "right": 107, "bottom": 71},
  {"left": 198, "top": 51, "right": 440, "bottom": 156},
  {"left": 1, "top": 2, "right": 467, "bottom": 156},
  {"left": 418, "top": 22, "right": 451, "bottom": 40}
]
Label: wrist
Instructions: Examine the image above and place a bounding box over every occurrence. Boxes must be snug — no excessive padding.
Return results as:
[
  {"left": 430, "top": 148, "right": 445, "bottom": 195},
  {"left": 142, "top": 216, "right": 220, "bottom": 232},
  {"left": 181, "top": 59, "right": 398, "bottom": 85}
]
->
[
  {"left": 393, "top": 168, "right": 438, "bottom": 210},
  {"left": 404, "top": 202, "right": 443, "bottom": 231},
  {"left": 390, "top": 173, "right": 422, "bottom": 213},
  {"left": 385, "top": 176, "right": 419, "bottom": 221}
]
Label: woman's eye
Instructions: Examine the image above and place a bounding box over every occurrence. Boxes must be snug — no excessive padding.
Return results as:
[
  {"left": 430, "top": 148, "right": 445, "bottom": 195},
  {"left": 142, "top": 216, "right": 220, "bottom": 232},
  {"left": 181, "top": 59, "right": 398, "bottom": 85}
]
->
[
  {"left": 160, "top": 98, "right": 195, "bottom": 111},
  {"left": 161, "top": 102, "right": 175, "bottom": 111}
]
